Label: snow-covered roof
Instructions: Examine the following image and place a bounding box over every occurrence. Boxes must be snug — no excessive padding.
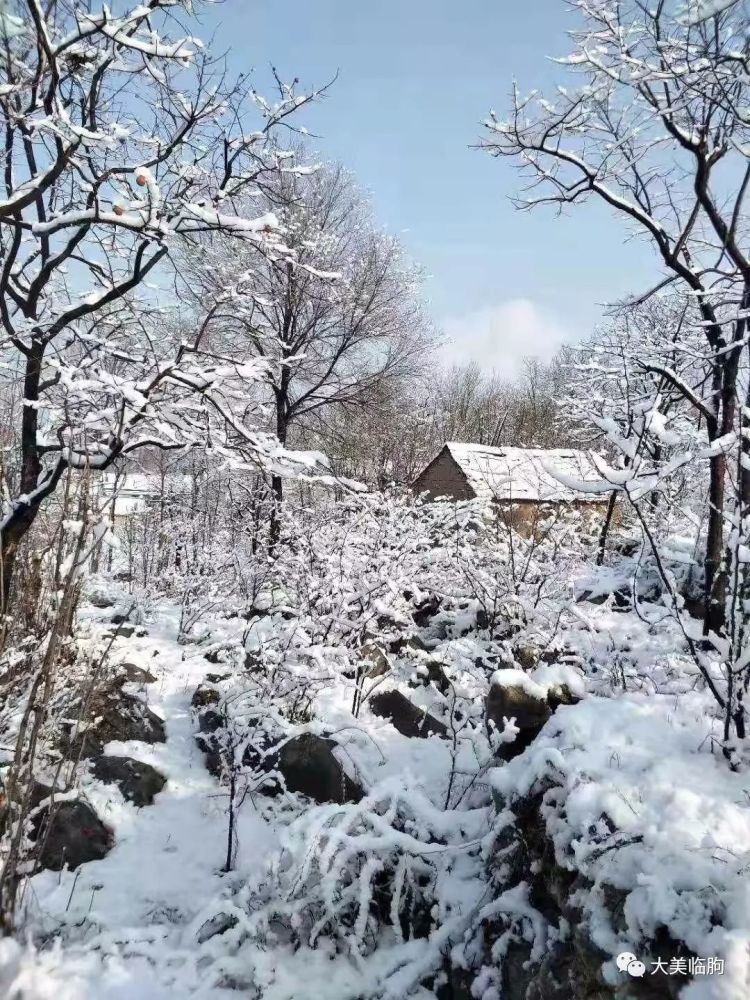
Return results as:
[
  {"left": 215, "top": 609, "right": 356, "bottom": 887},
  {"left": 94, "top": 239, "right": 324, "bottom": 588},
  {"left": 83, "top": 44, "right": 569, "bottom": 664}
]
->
[
  {"left": 98, "top": 472, "right": 192, "bottom": 498},
  {"left": 443, "top": 442, "right": 606, "bottom": 503},
  {"left": 94, "top": 472, "right": 193, "bottom": 517}
]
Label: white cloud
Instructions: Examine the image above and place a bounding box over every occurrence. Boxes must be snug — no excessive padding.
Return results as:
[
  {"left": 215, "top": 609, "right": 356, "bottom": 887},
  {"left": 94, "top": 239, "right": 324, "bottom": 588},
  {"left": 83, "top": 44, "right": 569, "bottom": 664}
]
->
[{"left": 439, "top": 299, "right": 576, "bottom": 375}]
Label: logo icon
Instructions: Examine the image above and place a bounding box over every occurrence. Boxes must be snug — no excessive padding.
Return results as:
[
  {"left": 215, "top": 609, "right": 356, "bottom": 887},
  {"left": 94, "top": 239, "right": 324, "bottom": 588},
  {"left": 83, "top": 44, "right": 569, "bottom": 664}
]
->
[{"left": 617, "top": 952, "right": 646, "bottom": 978}]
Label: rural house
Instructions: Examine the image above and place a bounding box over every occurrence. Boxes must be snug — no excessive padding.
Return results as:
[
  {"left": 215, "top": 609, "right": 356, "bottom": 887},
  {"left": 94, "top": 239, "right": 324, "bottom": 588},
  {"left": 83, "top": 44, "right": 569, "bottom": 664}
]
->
[
  {"left": 411, "top": 442, "right": 612, "bottom": 531},
  {"left": 94, "top": 472, "right": 192, "bottom": 524}
]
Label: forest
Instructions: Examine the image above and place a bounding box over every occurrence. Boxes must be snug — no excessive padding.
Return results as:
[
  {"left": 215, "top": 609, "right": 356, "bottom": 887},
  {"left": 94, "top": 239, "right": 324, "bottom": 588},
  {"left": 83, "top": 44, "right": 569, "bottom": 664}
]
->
[{"left": 0, "top": 1, "right": 749, "bottom": 998}]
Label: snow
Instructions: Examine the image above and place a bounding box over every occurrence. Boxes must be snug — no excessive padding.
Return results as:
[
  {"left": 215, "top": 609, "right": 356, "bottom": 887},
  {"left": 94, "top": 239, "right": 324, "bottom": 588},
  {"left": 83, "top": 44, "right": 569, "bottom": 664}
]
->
[
  {"left": 5, "top": 608, "right": 283, "bottom": 999},
  {"left": 489, "top": 668, "right": 547, "bottom": 700},
  {"left": 1, "top": 497, "right": 750, "bottom": 998},
  {"left": 490, "top": 691, "right": 750, "bottom": 997}
]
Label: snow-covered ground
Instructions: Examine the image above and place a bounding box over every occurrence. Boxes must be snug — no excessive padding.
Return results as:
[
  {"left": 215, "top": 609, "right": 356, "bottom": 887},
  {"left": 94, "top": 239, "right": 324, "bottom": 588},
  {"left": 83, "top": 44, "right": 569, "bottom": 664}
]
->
[
  {"left": 0, "top": 599, "right": 490, "bottom": 999},
  {"left": 2, "top": 503, "right": 750, "bottom": 1000}
]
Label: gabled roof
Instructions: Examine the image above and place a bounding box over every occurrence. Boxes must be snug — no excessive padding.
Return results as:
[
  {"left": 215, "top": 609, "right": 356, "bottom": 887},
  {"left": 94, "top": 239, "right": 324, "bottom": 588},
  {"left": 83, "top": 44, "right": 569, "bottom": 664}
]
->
[{"left": 440, "top": 442, "right": 606, "bottom": 503}]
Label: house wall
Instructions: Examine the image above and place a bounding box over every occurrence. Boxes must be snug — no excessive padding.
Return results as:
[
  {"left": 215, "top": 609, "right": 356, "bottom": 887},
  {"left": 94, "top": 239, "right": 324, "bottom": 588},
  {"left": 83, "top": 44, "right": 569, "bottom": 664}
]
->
[
  {"left": 411, "top": 448, "right": 475, "bottom": 501},
  {"left": 494, "top": 498, "right": 614, "bottom": 538}
]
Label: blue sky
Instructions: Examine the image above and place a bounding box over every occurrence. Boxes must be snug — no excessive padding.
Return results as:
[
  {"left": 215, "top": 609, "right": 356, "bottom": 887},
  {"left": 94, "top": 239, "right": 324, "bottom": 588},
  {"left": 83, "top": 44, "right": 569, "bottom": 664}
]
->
[{"left": 200, "top": 0, "right": 656, "bottom": 375}]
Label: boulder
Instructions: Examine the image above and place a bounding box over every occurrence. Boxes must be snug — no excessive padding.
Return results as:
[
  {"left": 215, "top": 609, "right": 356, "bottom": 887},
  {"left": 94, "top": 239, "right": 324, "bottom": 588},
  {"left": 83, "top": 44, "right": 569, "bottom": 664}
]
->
[
  {"left": 486, "top": 675, "right": 552, "bottom": 761},
  {"left": 476, "top": 607, "right": 489, "bottom": 631},
  {"left": 198, "top": 708, "right": 223, "bottom": 734},
  {"left": 577, "top": 588, "right": 630, "bottom": 610},
  {"left": 61, "top": 683, "right": 166, "bottom": 759},
  {"left": 195, "top": 709, "right": 228, "bottom": 777},
  {"left": 370, "top": 689, "right": 447, "bottom": 739},
  {"left": 191, "top": 684, "right": 220, "bottom": 709},
  {"left": 512, "top": 641, "right": 541, "bottom": 671},
  {"left": 272, "top": 733, "right": 363, "bottom": 804},
  {"left": 238, "top": 725, "right": 289, "bottom": 794},
  {"left": 113, "top": 624, "right": 136, "bottom": 638},
  {"left": 206, "top": 672, "right": 231, "bottom": 684},
  {"left": 244, "top": 649, "right": 264, "bottom": 673},
  {"left": 486, "top": 787, "right": 689, "bottom": 1000},
  {"left": 360, "top": 642, "right": 390, "bottom": 679},
  {"left": 388, "top": 633, "right": 430, "bottom": 655},
  {"left": 546, "top": 683, "right": 581, "bottom": 713},
  {"left": 88, "top": 589, "right": 115, "bottom": 609},
  {"left": 198, "top": 719, "right": 364, "bottom": 805},
  {"left": 411, "top": 659, "right": 450, "bottom": 695},
  {"left": 30, "top": 791, "right": 112, "bottom": 871},
  {"left": 412, "top": 594, "right": 442, "bottom": 627},
  {"left": 115, "top": 662, "right": 157, "bottom": 685},
  {"left": 204, "top": 646, "right": 231, "bottom": 665},
  {"left": 91, "top": 756, "right": 167, "bottom": 806}
]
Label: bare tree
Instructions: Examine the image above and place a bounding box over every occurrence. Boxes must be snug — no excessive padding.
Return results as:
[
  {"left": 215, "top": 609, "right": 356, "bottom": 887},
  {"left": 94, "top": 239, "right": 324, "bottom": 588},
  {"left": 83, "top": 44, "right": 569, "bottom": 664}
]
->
[
  {"left": 0, "top": 2, "right": 325, "bottom": 604},
  {"left": 483, "top": 0, "right": 750, "bottom": 751},
  {"left": 177, "top": 163, "right": 431, "bottom": 535}
]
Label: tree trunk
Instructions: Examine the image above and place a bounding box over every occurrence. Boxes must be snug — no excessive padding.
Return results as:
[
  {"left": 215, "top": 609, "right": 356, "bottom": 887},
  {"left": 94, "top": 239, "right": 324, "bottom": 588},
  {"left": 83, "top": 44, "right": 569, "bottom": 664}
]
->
[
  {"left": 268, "top": 381, "right": 289, "bottom": 552},
  {"left": 704, "top": 322, "right": 743, "bottom": 639},
  {"left": 1, "top": 340, "right": 45, "bottom": 611},
  {"left": 596, "top": 490, "right": 619, "bottom": 566}
]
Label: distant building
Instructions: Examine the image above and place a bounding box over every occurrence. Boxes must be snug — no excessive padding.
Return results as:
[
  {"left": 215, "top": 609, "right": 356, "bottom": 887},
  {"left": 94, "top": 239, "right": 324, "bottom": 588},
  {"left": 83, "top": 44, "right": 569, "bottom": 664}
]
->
[
  {"left": 410, "top": 442, "right": 612, "bottom": 531},
  {"left": 96, "top": 472, "right": 192, "bottom": 522}
]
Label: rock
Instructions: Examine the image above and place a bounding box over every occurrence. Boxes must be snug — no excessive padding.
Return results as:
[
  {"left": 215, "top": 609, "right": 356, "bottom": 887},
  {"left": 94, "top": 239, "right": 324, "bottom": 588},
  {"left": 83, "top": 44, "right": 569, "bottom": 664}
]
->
[
  {"left": 546, "top": 683, "right": 581, "bottom": 713},
  {"left": 206, "top": 672, "right": 230, "bottom": 684},
  {"left": 194, "top": 709, "right": 227, "bottom": 777},
  {"left": 276, "top": 733, "right": 363, "bottom": 804},
  {"left": 240, "top": 727, "right": 285, "bottom": 793},
  {"left": 244, "top": 649, "right": 264, "bottom": 673},
  {"left": 116, "top": 663, "right": 157, "bottom": 685},
  {"left": 91, "top": 756, "right": 166, "bottom": 806},
  {"left": 191, "top": 684, "right": 220, "bottom": 709},
  {"left": 682, "top": 595, "right": 705, "bottom": 620},
  {"left": 111, "top": 612, "right": 131, "bottom": 625},
  {"left": 486, "top": 784, "right": 691, "bottom": 1000},
  {"left": 199, "top": 723, "right": 364, "bottom": 805},
  {"left": 578, "top": 588, "right": 630, "bottom": 609},
  {"left": 412, "top": 594, "right": 442, "bottom": 627},
  {"left": 61, "top": 683, "right": 166, "bottom": 759},
  {"left": 198, "top": 708, "right": 223, "bottom": 734},
  {"left": 512, "top": 641, "right": 541, "bottom": 671},
  {"left": 89, "top": 590, "right": 115, "bottom": 609},
  {"left": 388, "top": 633, "right": 430, "bottom": 655},
  {"left": 420, "top": 615, "right": 451, "bottom": 647},
  {"left": 411, "top": 659, "right": 450, "bottom": 695},
  {"left": 197, "top": 911, "right": 238, "bottom": 944},
  {"left": 435, "top": 965, "right": 476, "bottom": 1000},
  {"left": 360, "top": 642, "right": 390, "bottom": 679},
  {"left": 30, "top": 792, "right": 112, "bottom": 871},
  {"left": 112, "top": 624, "right": 136, "bottom": 638},
  {"left": 370, "top": 689, "right": 447, "bottom": 739},
  {"left": 486, "top": 677, "right": 551, "bottom": 761}
]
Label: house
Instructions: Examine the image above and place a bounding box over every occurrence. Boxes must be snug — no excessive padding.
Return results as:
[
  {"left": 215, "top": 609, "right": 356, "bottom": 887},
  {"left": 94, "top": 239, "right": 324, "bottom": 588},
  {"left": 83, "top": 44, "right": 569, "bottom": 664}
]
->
[
  {"left": 410, "top": 442, "right": 612, "bottom": 531},
  {"left": 95, "top": 472, "right": 192, "bottom": 523}
]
